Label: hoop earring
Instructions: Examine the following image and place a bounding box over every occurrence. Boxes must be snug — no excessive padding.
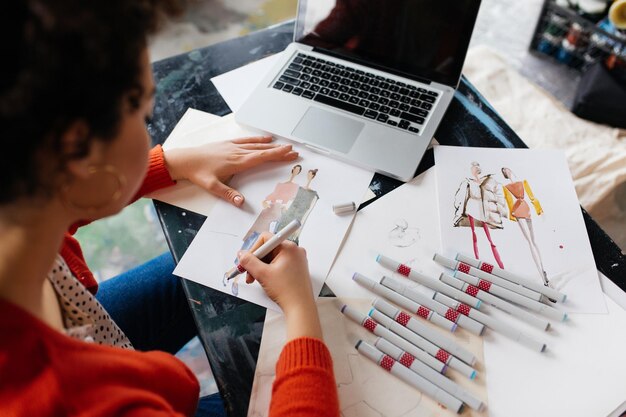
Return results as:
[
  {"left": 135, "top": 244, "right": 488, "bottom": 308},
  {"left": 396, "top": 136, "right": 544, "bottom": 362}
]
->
[{"left": 61, "top": 165, "right": 127, "bottom": 214}]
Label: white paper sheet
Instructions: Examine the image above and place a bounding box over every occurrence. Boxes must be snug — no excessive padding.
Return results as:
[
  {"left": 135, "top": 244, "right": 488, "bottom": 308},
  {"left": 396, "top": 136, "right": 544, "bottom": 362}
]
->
[
  {"left": 326, "top": 168, "right": 445, "bottom": 301},
  {"left": 211, "top": 53, "right": 283, "bottom": 113},
  {"left": 600, "top": 273, "right": 626, "bottom": 313},
  {"left": 147, "top": 109, "right": 222, "bottom": 216},
  {"left": 483, "top": 287, "right": 626, "bottom": 417},
  {"left": 173, "top": 118, "right": 373, "bottom": 311},
  {"left": 434, "top": 146, "right": 605, "bottom": 314},
  {"left": 249, "top": 298, "right": 488, "bottom": 417}
]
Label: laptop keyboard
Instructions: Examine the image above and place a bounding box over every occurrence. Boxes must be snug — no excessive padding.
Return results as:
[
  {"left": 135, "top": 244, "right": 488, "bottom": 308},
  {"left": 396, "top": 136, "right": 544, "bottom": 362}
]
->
[{"left": 271, "top": 53, "right": 439, "bottom": 135}]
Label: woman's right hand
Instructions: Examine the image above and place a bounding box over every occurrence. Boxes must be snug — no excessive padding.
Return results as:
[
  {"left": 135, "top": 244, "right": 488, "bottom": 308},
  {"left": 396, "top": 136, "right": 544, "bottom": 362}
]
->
[{"left": 238, "top": 233, "right": 323, "bottom": 341}]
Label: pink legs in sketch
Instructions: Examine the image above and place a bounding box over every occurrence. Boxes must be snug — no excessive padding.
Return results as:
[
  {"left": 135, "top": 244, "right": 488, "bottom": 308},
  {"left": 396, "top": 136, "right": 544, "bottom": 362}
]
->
[
  {"left": 468, "top": 215, "right": 505, "bottom": 269},
  {"left": 468, "top": 215, "right": 479, "bottom": 260}
]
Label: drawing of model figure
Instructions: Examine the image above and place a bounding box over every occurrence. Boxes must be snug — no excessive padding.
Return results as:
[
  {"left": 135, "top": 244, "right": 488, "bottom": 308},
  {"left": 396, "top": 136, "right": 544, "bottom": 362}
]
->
[
  {"left": 501, "top": 167, "right": 551, "bottom": 289},
  {"left": 225, "top": 166, "right": 319, "bottom": 296},
  {"left": 453, "top": 162, "right": 507, "bottom": 268},
  {"left": 240, "top": 164, "right": 302, "bottom": 250},
  {"left": 273, "top": 169, "right": 319, "bottom": 246}
]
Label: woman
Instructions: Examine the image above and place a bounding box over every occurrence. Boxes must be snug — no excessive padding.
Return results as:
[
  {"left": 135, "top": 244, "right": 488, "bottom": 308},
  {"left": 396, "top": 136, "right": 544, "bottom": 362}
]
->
[
  {"left": 0, "top": 1, "right": 339, "bottom": 416},
  {"left": 501, "top": 167, "right": 550, "bottom": 289},
  {"left": 453, "top": 161, "right": 507, "bottom": 268}
]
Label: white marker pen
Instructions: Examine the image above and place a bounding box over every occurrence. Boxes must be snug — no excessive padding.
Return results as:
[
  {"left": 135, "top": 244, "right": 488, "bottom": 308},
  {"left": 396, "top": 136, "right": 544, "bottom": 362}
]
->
[
  {"left": 341, "top": 304, "right": 447, "bottom": 374},
  {"left": 372, "top": 298, "right": 476, "bottom": 366},
  {"left": 380, "top": 276, "right": 485, "bottom": 336},
  {"left": 353, "top": 272, "right": 457, "bottom": 332},
  {"left": 454, "top": 270, "right": 566, "bottom": 323},
  {"left": 456, "top": 253, "right": 567, "bottom": 303},
  {"left": 369, "top": 308, "right": 477, "bottom": 380},
  {"left": 376, "top": 254, "right": 482, "bottom": 309},
  {"left": 355, "top": 340, "right": 464, "bottom": 413},
  {"left": 433, "top": 253, "right": 543, "bottom": 302},
  {"left": 225, "top": 219, "right": 301, "bottom": 280},
  {"left": 433, "top": 292, "right": 547, "bottom": 352},
  {"left": 440, "top": 273, "right": 554, "bottom": 331},
  {"left": 374, "top": 338, "right": 484, "bottom": 411}
]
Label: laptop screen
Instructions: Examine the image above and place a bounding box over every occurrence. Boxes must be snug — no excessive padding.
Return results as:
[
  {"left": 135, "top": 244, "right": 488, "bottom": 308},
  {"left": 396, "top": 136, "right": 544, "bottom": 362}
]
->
[{"left": 294, "top": 0, "right": 481, "bottom": 86}]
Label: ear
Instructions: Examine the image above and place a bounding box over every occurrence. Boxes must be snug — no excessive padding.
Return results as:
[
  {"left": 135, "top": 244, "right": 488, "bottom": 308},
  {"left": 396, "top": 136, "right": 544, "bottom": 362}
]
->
[{"left": 61, "top": 121, "right": 104, "bottom": 180}]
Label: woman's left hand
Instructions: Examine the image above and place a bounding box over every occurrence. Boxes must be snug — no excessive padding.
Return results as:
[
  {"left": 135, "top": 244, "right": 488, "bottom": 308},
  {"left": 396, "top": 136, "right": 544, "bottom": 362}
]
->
[{"left": 163, "top": 136, "right": 299, "bottom": 207}]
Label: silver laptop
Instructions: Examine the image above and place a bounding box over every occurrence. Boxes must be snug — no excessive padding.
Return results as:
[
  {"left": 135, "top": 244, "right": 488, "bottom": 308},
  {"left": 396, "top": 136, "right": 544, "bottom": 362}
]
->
[{"left": 236, "top": 0, "right": 481, "bottom": 181}]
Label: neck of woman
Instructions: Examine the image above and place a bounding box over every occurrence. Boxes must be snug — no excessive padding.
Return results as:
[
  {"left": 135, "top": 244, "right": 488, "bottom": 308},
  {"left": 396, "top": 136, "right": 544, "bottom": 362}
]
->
[{"left": 0, "top": 200, "right": 70, "bottom": 323}]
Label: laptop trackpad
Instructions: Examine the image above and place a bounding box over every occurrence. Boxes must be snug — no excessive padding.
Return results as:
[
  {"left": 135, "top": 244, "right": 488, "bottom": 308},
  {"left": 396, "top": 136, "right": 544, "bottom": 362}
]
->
[{"left": 292, "top": 107, "right": 363, "bottom": 154}]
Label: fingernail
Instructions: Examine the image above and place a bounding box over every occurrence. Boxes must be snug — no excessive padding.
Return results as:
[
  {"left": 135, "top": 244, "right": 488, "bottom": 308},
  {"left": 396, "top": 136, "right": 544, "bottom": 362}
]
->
[
  {"left": 234, "top": 195, "right": 243, "bottom": 205},
  {"left": 237, "top": 251, "right": 244, "bottom": 258}
]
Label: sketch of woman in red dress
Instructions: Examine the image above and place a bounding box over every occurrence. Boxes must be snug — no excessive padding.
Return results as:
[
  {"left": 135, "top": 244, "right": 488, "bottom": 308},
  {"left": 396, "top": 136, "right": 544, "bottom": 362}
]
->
[
  {"left": 453, "top": 162, "right": 507, "bottom": 268},
  {"left": 501, "top": 167, "right": 551, "bottom": 289}
]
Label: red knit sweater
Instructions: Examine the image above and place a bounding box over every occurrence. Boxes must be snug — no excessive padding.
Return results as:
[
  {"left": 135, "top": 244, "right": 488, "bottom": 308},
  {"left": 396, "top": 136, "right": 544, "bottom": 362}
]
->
[{"left": 0, "top": 145, "right": 340, "bottom": 417}]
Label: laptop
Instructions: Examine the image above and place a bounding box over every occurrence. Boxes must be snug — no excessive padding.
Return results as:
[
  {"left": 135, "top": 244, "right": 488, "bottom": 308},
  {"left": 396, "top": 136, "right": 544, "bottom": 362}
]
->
[{"left": 236, "top": 0, "right": 482, "bottom": 181}]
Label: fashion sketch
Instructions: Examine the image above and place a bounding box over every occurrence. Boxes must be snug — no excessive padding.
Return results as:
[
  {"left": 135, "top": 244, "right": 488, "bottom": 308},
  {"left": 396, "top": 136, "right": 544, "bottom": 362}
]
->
[
  {"left": 241, "top": 164, "right": 302, "bottom": 249},
  {"left": 453, "top": 162, "right": 508, "bottom": 268},
  {"left": 224, "top": 165, "right": 319, "bottom": 296},
  {"left": 501, "top": 167, "right": 551, "bottom": 288}
]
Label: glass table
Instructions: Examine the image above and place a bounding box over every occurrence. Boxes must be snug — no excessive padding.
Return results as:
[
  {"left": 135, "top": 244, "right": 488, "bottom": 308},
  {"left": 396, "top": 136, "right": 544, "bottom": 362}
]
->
[{"left": 148, "top": 21, "right": 625, "bottom": 417}]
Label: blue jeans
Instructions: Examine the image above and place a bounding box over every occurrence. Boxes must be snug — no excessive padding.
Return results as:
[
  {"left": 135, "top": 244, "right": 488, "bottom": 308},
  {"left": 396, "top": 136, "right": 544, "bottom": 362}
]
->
[{"left": 96, "top": 252, "right": 226, "bottom": 417}]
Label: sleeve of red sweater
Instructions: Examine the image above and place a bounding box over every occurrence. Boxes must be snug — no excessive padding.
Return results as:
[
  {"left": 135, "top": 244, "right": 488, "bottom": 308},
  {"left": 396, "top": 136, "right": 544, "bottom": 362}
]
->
[
  {"left": 269, "top": 337, "right": 340, "bottom": 417},
  {"left": 132, "top": 144, "right": 177, "bottom": 200}
]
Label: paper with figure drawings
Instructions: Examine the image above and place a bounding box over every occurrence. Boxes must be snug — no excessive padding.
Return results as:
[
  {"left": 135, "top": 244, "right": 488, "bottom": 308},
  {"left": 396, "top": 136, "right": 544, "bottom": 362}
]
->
[
  {"left": 173, "top": 117, "right": 373, "bottom": 311},
  {"left": 326, "top": 168, "right": 447, "bottom": 302},
  {"left": 434, "top": 146, "right": 605, "bottom": 314}
]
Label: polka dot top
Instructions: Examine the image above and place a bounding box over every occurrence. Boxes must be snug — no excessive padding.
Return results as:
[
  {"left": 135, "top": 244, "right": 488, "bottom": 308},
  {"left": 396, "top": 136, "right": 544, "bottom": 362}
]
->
[{"left": 47, "top": 255, "right": 133, "bottom": 349}]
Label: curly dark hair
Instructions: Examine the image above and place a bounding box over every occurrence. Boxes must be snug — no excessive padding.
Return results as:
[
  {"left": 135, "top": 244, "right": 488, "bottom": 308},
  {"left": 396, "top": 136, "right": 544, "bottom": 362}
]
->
[{"left": 0, "top": 0, "right": 184, "bottom": 204}]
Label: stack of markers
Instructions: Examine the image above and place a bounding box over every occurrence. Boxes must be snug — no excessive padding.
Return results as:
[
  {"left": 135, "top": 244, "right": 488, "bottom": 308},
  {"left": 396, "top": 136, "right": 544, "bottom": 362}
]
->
[{"left": 343, "top": 253, "right": 569, "bottom": 413}]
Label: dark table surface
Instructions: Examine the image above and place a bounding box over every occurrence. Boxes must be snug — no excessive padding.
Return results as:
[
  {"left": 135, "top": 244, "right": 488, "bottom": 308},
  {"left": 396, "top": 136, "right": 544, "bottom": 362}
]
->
[{"left": 149, "top": 20, "right": 626, "bottom": 417}]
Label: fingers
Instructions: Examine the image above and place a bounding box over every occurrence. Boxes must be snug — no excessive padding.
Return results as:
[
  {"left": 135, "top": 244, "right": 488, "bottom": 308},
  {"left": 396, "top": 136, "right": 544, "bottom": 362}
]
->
[
  {"left": 244, "top": 145, "right": 299, "bottom": 168},
  {"left": 231, "top": 135, "right": 273, "bottom": 145},
  {"left": 238, "top": 251, "right": 269, "bottom": 284},
  {"left": 247, "top": 232, "right": 274, "bottom": 253},
  {"left": 206, "top": 178, "right": 245, "bottom": 207},
  {"left": 240, "top": 143, "right": 281, "bottom": 151}
]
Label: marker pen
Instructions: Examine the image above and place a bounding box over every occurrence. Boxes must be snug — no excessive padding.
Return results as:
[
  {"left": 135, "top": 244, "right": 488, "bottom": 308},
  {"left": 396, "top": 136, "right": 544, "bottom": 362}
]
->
[
  {"left": 439, "top": 273, "right": 554, "bottom": 331},
  {"left": 355, "top": 340, "right": 464, "bottom": 413},
  {"left": 374, "top": 338, "right": 484, "bottom": 411},
  {"left": 341, "top": 304, "right": 447, "bottom": 374},
  {"left": 453, "top": 270, "right": 566, "bottom": 323},
  {"left": 372, "top": 298, "right": 476, "bottom": 366},
  {"left": 433, "top": 254, "right": 542, "bottom": 302},
  {"left": 456, "top": 253, "right": 567, "bottom": 303},
  {"left": 353, "top": 272, "right": 457, "bottom": 332},
  {"left": 376, "top": 254, "right": 482, "bottom": 309},
  {"left": 369, "top": 308, "right": 477, "bottom": 380},
  {"left": 224, "top": 219, "right": 301, "bottom": 280},
  {"left": 433, "top": 292, "right": 547, "bottom": 352},
  {"left": 380, "top": 276, "right": 485, "bottom": 336}
]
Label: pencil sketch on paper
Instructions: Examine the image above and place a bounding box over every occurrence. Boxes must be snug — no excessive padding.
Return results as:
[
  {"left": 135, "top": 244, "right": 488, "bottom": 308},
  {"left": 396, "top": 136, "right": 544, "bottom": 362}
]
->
[
  {"left": 222, "top": 165, "right": 319, "bottom": 296},
  {"left": 501, "top": 167, "right": 553, "bottom": 291},
  {"left": 388, "top": 218, "right": 420, "bottom": 247},
  {"left": 453, "top": 161, "right": 507, "bottom": 268}
]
